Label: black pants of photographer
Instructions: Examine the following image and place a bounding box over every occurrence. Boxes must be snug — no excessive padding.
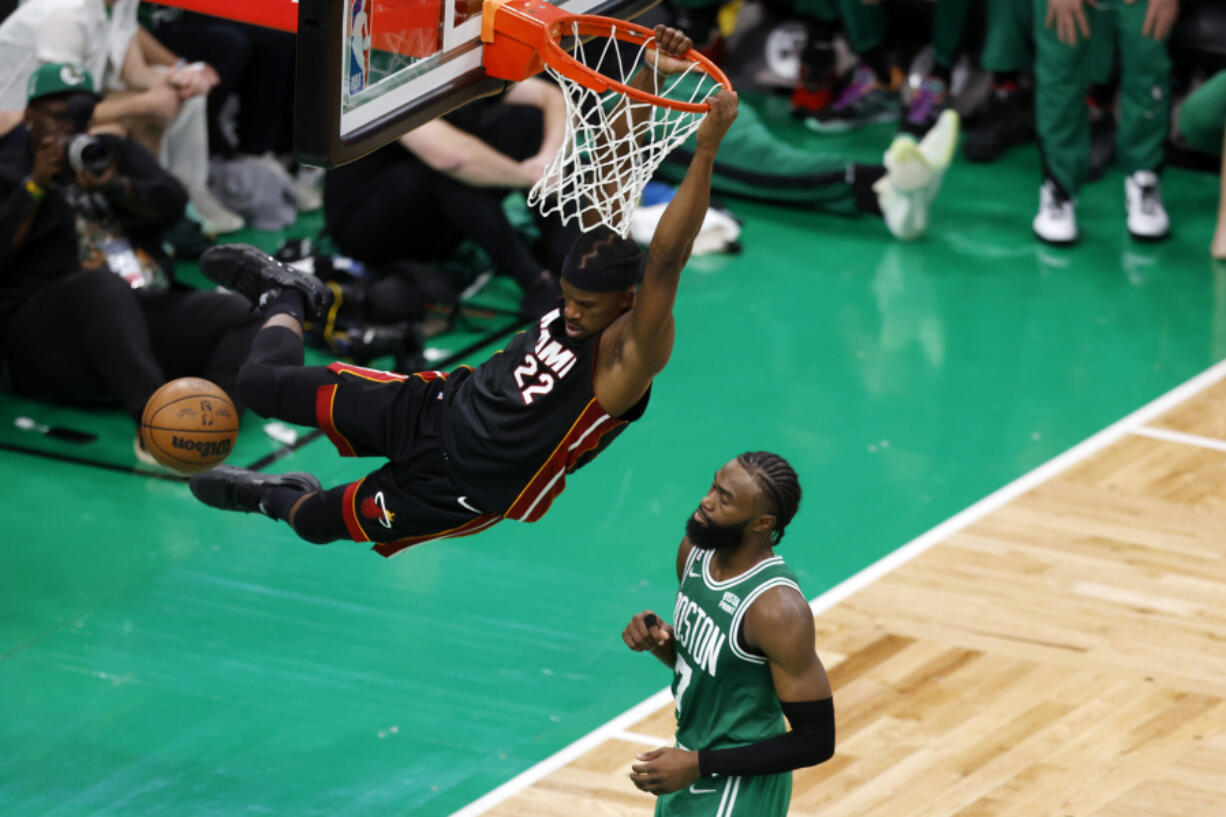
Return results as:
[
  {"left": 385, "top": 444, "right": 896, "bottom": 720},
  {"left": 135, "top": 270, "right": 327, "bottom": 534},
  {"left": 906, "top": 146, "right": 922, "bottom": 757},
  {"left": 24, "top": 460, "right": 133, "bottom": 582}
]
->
[
  {"left": 2, "top": 270, "right": 261, "bottom": 424},
  {"left": 325, "top": 107, "right": 581, "bottom": 289}
]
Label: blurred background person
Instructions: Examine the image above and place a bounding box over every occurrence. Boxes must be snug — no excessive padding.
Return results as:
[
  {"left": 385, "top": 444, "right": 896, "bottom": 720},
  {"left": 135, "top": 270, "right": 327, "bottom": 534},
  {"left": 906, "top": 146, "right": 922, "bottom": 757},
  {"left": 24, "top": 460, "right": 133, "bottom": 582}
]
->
[{"left": 0, "top": 64, "right": 259, "bottom": 456}]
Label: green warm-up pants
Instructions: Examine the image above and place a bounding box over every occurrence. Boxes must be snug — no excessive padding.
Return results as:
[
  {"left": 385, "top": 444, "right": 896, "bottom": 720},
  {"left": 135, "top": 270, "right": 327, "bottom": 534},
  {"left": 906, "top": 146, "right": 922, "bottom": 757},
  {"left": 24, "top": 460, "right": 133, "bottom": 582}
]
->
[
  {"left": 792, "top": 0, "right": 885, "bottom": 54},
  {"left": 1178, "top": 70, "right": 1226, "bottom": 156},
  {"left": 982, "top": 0, "right": 1033, "bottom": 72},
  {"left": 1035, "top": 0, "right": 1169, "bottom": 194},
  {"left": 931, "top": 0, "right": 972, "bottom": 69},
  {"left": 795, "top": 0, "right": 969, "bottom": 65},
  {"left": 982, "top": 0, "right": 1112, "bottom": 82},
  {"left": 668, "top": 0, "right": 884, "bottom": 54}
]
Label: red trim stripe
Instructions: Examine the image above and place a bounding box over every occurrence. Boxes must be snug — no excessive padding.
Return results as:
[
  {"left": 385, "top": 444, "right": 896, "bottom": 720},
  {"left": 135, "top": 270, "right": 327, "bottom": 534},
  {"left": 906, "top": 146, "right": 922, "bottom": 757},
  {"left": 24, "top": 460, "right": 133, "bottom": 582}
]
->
[
  {"left": 154, "top": 0, "right": 297, "bottom": 33},
  {"left": 412, "top": 370, "right": 448, "bottom": 382},
  {"left": 504, "top": 400, "right": 625, "bottom": 522},
  {"left": 315, "top": 384, "right": 358, "bottom": 457},
  {"left": 341, "top": 480, "right": 368, "bottom": 542},
  {"left": 519, "top": 415, "right": 623, "bottom": 522},
  {"left": 371, "top": 514, "right": 501, "bottom": 558},
  {"left": 327, "top": 361, "right": 411, "bottom": 383}
]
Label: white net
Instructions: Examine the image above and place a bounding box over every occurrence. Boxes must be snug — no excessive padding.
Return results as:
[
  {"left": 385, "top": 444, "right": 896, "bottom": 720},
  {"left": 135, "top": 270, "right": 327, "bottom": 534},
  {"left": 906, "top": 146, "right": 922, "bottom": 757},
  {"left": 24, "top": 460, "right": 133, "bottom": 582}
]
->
[{"left": 527, "top": 23, "right": 724, "bottom": 237}]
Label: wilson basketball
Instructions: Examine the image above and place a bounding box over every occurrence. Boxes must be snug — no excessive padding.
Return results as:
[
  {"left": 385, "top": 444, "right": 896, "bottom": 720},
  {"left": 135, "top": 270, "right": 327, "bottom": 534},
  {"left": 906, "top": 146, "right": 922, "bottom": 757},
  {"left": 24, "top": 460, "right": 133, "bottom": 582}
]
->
[{"left": 140, "top": 378, "right": 239, "bottom": 474}]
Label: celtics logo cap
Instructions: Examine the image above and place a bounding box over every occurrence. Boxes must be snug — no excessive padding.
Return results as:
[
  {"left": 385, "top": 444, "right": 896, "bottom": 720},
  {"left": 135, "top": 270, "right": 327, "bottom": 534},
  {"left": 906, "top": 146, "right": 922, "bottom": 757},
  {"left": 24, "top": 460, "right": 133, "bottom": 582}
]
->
[{"left": 26, "top": 63, "right": 99, "bottom": 103}]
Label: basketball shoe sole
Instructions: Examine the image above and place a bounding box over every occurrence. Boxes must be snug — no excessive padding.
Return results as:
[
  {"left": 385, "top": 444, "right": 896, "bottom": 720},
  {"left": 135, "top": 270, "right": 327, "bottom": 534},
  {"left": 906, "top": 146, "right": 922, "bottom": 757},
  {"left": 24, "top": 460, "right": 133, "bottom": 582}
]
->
[
  {"left": 916, "top": 109, "right": 960, "bottom": 205},
  {"left": 199, "top": 243, "right": 334, "bottom": 321},
  {"left": 874, "top": 136, "right": 931, "bottom": 241},
  {"left": 190, "top": 466, "right": 323, "bottom": 516},
  {"left": 873, "top": 109, "right": 960, "bottom": 240}
]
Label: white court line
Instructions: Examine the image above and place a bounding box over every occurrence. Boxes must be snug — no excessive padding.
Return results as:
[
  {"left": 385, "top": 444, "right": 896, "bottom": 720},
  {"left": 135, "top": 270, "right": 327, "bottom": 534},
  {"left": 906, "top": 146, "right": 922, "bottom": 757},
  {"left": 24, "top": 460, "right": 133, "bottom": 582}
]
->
[
  {"left": 451, "top": 357, "right": 1226, "bottom": 817},
  {"left": 613, "top": 730, "right": 671, "bottom": 747},
  {"left": 1131, "top": 425, "right": 1226, "bottom": 454}
]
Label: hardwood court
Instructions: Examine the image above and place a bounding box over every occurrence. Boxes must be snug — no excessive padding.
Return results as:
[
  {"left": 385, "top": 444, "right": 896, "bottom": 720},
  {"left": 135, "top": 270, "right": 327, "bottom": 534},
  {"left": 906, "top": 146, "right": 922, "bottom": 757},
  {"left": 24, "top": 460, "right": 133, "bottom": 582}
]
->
[{"left": 470, "top": 371, "right": 1226, "bottom": 816}]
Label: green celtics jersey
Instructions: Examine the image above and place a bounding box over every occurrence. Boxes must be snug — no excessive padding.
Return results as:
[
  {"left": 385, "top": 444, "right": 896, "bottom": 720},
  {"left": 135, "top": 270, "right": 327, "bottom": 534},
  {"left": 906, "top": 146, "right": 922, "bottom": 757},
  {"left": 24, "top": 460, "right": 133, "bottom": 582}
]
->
[{"left": 654, "top": 547, "right": 803, "bottom": 817}]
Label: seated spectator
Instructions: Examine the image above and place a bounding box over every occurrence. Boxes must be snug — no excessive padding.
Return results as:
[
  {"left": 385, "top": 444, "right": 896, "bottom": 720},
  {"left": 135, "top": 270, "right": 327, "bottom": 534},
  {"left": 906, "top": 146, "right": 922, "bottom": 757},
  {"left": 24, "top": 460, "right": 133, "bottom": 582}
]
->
[
  {"left": 0, "top": 64, "right": 260, "bottom": 458},
  {"left": 323, "top": 78, "right": 580, "bottom": 318},
  {"left": 140, "top": 4, "right": 319, "bottom": 211},
  {"left": 0, "top": 0, "right": 243, "bottom": 233}
]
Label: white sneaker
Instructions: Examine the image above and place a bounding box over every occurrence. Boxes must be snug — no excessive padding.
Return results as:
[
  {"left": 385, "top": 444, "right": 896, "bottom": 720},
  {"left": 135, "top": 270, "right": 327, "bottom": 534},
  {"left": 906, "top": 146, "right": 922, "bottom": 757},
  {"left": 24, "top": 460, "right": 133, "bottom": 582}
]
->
[
  {"left": 251, "top": 152, "right": 323, "bottom": 212},
  {"left": 875, "top": 134, "right": 933, "bottom": 241},
  {"left": 915, "top": 108, "right": 960, "bottom": 205},
  {"left": 188, "top": 185, "right": 245, "bottom": 234},
  {"left": 1124, "top": 170, "right": 1169, "bottom": 242},
  {"left": 1033, "top": 180, "right": 1077, "bottom": 245}
]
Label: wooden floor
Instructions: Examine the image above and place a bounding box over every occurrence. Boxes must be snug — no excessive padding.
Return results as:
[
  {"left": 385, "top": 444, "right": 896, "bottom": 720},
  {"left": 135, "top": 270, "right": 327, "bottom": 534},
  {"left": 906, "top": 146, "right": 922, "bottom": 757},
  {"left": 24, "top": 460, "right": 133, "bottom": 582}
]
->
[{"left": 471, "top": 374, "right": 1226, "bottom": 816}]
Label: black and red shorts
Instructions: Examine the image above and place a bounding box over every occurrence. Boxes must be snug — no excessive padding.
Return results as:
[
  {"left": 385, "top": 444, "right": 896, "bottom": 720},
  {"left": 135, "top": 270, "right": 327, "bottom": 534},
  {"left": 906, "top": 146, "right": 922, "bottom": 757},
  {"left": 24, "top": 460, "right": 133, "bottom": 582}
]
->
[{"left": 315, "top": 362, "right": 501, "bottom": 557}]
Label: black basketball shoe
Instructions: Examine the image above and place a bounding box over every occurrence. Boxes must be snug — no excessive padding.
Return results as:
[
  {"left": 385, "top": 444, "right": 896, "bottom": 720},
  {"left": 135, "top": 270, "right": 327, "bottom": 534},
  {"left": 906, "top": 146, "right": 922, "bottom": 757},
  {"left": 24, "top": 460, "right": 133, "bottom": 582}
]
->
[
  {"left": 199, "top": 243, "right": 334, "bottom": 321},
  {"left": 190, "top": 466, "right": 322, "bottom": 516},
  {"left": 963, "top": 85, "right": 1035, "bottom": 163}
]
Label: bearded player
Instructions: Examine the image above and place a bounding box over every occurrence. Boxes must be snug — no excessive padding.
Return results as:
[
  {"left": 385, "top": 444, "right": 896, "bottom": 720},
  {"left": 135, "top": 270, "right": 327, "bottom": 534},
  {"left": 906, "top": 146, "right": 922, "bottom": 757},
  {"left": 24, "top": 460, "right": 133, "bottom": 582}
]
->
[
  {"left": 622, "top": 452, "right": 835, "bottom": 815},
  {"left": 188, "top": 27, "right": 739, "bottom": 556}
]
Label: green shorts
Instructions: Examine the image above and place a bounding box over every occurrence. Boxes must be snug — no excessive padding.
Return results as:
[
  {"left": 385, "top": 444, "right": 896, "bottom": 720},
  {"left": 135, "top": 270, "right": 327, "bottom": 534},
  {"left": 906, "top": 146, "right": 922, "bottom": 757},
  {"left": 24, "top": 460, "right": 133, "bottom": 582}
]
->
[{"left": 655, "top": 773, "right": 791, "bottom": 817}]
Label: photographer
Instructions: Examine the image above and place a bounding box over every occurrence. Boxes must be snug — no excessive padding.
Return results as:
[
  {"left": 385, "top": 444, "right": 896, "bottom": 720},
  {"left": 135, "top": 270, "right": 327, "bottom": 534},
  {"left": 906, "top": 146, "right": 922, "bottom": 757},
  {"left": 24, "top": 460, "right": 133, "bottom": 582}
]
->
[{"left": 0, "top": 64, "right": 259, "bottom": 455}]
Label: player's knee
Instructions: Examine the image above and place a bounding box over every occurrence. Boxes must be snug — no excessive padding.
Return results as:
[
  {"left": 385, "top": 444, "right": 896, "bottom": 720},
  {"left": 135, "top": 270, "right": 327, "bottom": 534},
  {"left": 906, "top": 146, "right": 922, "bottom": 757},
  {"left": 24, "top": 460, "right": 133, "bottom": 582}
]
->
[
  {"left": 289, "top": 516, "right": 338, "bottom": 545},
  {"left": 287, "top": 491, "right": 350, "bottom": 545},
  {"left": 235, "top": 359, "right": 279, "bottom": 418}
]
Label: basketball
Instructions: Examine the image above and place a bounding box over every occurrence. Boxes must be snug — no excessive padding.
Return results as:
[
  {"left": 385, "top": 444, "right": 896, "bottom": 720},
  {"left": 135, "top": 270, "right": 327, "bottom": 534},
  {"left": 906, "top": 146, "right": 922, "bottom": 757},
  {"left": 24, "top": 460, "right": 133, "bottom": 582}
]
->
[{"left": 140, "top": 378, "right": 239, "bottom": 474}]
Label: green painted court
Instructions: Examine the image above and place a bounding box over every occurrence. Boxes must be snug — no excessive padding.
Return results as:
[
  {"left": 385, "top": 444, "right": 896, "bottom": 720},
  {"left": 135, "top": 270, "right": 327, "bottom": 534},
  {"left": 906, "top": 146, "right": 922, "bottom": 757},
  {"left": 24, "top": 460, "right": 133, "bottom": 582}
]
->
[{"left": 2, "top": 106, "right": 1223, "bottom": 816}]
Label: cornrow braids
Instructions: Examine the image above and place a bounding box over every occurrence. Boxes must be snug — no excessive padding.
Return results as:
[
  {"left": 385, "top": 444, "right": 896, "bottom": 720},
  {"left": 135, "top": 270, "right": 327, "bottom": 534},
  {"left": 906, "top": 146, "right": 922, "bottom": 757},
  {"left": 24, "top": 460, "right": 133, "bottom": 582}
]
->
[
  {"left": 736, "top": 451, "right": 802, "bottom": 545},
  {"left": 560, "top": 225, "right": 643, "bottom": 292}
]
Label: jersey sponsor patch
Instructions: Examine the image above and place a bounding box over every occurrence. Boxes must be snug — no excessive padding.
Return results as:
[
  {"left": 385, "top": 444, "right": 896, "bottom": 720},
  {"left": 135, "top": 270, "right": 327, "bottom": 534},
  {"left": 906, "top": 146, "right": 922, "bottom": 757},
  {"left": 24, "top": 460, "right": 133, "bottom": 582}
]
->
[{"left": 718, "top": 591, "right": 740, "bottom": 614}]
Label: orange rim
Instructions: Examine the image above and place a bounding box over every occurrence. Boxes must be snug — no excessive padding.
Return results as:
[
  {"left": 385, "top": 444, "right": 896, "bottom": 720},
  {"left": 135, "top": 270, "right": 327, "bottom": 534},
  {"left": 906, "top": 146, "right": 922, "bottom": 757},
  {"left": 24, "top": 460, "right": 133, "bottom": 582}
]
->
[{"left": 538, "top": 15, "right": 732, "bottom": 113}]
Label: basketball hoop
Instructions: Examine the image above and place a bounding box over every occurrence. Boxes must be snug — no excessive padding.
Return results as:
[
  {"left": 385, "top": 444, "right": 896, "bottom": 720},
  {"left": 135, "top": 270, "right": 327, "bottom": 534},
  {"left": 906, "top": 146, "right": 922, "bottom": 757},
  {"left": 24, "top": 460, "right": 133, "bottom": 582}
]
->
[{"left": 482, "top": 0, "right": 733, "bottom": 237}]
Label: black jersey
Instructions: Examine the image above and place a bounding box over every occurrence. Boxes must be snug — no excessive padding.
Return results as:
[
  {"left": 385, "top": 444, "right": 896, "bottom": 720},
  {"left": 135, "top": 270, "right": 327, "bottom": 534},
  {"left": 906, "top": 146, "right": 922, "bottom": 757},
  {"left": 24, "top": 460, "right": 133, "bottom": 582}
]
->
[{"left": 440, "top": 307, "right": 649, "bottom": 519}]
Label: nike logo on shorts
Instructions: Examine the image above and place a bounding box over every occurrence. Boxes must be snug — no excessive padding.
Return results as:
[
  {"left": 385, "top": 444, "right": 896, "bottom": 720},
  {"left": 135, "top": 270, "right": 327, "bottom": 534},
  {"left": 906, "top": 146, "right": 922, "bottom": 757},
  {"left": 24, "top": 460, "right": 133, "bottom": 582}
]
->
[{"left": 457, "top": 496, "right": 483, "bottom": 514}]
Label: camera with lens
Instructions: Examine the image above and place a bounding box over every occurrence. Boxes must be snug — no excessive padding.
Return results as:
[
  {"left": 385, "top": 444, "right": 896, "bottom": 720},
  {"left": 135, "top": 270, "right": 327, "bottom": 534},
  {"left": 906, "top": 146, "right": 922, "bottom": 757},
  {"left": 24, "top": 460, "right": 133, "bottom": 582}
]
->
[{"left": 64, "top": 134, "right": 112, "bottom": 176}]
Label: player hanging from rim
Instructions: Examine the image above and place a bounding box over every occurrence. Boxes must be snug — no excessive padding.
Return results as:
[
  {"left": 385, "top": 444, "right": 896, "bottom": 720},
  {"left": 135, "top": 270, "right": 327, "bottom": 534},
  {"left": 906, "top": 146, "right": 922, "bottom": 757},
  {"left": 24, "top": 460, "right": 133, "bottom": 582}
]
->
[
  {"left": 622, "top": 452, "right": 835, "bottom": 816},
  {"left": 188, "top": 26, "right": 739, "bottom": 556}
]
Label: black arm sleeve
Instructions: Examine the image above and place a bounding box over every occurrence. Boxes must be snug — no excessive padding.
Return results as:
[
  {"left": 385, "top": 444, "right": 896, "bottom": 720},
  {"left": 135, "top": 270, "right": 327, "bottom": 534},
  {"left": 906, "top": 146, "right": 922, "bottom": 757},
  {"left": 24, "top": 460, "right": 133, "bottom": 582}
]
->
[{"left": 697, "top": 698, "right": 835, "bottom": 778}]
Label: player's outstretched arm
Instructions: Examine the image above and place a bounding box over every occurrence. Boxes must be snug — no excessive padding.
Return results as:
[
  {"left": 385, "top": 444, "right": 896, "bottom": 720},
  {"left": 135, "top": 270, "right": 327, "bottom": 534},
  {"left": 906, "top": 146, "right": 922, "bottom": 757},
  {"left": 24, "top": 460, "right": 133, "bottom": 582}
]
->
[
  {"left": 625, "top": 91, "right": 737, "bottom": 374},
  {"left": 582, "top": 25, "right": 698, "bottom": 229},
  {"left": 629, "top": 585, "right": 834, "bottom": 796}
]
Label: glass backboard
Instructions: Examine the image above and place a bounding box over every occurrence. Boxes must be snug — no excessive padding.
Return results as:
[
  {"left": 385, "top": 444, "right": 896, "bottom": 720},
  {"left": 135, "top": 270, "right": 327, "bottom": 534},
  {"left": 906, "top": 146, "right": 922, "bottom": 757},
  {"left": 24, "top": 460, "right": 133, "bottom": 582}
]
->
[{"left": 295, "top": 0, "right": 657, "bottom": 167}]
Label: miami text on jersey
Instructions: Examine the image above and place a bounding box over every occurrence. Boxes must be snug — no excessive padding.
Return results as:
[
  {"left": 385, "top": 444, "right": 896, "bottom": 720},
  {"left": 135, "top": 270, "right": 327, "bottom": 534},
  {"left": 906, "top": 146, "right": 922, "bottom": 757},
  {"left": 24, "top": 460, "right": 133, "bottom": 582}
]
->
[{"left": 511, "top": 311, "right": 580, "bottom": 405}]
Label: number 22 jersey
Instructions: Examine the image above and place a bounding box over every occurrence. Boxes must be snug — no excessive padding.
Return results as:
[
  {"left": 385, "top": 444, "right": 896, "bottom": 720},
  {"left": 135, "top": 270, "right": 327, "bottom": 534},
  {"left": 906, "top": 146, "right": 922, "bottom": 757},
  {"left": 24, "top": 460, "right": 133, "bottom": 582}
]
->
[{"left": 440, "top": 307, "right": 650, "bottom": 519}]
